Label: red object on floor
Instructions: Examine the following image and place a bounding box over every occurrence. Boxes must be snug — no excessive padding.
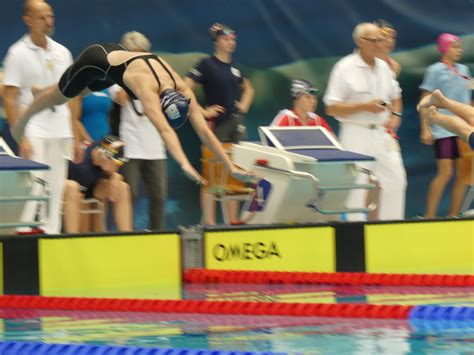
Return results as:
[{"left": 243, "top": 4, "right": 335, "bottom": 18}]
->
[
  {"left": 229, "top": 220, "right": 246, "bottom": 226},
  {"left": 16, "top": 227, "right": 45, "bottom": 235}
]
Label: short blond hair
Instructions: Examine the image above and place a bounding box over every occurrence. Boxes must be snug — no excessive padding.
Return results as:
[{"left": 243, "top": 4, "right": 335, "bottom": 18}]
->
[{"left": 121, "top": 31, "right": 151, "bottom": 52}]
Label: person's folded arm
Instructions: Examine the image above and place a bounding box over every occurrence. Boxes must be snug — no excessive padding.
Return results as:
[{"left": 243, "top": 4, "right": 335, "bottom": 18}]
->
[
  {"left": 325, "top": 100, "right": 386, "bottom": 117},
  {"left": 183, "top": 77, "right": 207, "bottom": 115},
  {"left": 236, "top": 78, "right": 254, "bottom": 114},
  {"left": 3, "top": 85, "right": 21, "bottom": 127}
]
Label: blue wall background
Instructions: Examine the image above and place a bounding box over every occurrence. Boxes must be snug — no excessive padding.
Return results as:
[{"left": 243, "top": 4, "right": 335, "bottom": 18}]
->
[{"left": 2, "top": 0, "right": 474, "bottom": 228}]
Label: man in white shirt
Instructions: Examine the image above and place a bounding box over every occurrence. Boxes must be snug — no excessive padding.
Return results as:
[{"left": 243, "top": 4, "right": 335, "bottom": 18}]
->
[
  {"left": 323, "top": 22, "right": 407, "bottom": 221},
  {"left": 3, "top": 0, "right": 76, "bottom": 234}
]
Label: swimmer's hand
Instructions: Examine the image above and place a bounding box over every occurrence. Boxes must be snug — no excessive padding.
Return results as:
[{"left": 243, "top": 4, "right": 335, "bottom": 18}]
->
[
  {"left": 182, "top": 163, "right": 207, "bottom": 185},
  {"left": 231, "top": 166, "right": 259, "bottom": 183}
]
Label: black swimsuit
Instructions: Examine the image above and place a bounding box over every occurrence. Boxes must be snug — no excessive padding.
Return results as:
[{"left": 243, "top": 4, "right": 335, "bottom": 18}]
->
[{"left": 58, "top": 43, "right": 176, "bottom": 99}]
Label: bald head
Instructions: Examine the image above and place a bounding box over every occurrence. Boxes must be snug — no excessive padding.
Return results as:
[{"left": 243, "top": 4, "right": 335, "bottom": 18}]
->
[
  {"left": 352, "top": 23, "right": 380, "bottom": 44},
  {"left": 23, "top": 0, "right": 47, "bottom": 16},
  {"left": 23, "top": 0, "right": 54, "bottom": 37}
]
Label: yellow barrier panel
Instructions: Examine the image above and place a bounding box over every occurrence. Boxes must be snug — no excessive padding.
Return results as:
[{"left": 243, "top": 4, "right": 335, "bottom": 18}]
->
[
  {"left": 205, "top": 227, "right": 335, "bottom": 272},
  {"left": 39, "top": 234, "right": 181, "bottom": 299},
  {"left": 365, "top": 221, "right": 474, "bottom": 274}
]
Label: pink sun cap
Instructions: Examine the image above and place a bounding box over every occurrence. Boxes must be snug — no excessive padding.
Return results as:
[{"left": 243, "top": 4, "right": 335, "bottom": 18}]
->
[{"left": 437, "top": 33, "right": 460, "bottom": 54}]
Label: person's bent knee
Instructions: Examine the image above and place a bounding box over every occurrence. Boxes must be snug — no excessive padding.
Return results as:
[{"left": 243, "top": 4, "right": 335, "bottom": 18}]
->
[
  {"left": 64, "top": 180, "right": 82, "bottom": 199},
  {"left": 437, "top": 170, "right": 453, "bottom": 180},
  {"left": 436, "top": 165, "right": 454, "bottom": 180},
  {"left": 116, "top": 181, "right": 131, "bottom": 201},
  {"left": 121, "top": 181, "right": 131, "bottom": 196}
]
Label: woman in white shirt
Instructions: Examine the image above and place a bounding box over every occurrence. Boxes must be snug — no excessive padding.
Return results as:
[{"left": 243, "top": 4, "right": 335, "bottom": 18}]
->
[{"left": 110, "top": 32, "right": 168, "bottom": 230}]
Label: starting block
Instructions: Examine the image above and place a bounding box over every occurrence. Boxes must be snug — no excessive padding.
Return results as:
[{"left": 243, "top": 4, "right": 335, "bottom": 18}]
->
[
  {"left": 0, "top": 139, "right": 50, "bottom": 234},
  {"left": 232, "top": 126, "right": 378, "bottom": 224}
]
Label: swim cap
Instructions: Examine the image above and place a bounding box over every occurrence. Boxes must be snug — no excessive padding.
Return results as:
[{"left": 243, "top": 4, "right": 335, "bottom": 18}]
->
[
  {"left": 100, "top": 135, "right": 128, "bottom": 166},
  {"left": 437, "top": 33, "right": 460, "bottom": 54},
  {"left": 160, "top": 89, "right": 190, "bottom": 129},
  {"left": 209, "top": 23, "right": 236, "bottom": 41},
  {"left": 291, "top": 79, "right": 319, "bottom": 98}
]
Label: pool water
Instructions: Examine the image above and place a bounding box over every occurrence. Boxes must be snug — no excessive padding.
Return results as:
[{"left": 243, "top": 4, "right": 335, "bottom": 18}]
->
[{"left": 0, "top": 284, "right": 472, "bottom": 354}]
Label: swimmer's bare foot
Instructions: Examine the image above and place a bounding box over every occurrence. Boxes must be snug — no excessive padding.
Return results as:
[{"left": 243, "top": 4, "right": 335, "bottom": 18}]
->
[
  {"left": 431, "top": 89, "right": 446, "bottom": 108},
  {"left": 417, "top": 89, "right": 446, "bottom": 112},
  {"left": 425, "top": 105, "right": 442, "bottom": 125}
]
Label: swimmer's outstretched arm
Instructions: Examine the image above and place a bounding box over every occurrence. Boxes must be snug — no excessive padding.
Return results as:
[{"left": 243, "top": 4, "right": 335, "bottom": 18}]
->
[
  {"left": 153, "top": 56, "right": 255, "bottom": 181},
  {"left": 136, "top": 85, "right": 205, "bottom": 184},
  {"left": 184, "top": 87, "right": 255, "bottom": 182}
]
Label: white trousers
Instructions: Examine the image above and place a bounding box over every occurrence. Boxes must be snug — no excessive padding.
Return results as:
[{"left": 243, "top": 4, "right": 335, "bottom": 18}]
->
[
  {"left": 20, "top": 137, "right": 70, "bottom": 234},
  {"left": 339, "top": 124, "right": 407, "bottom": 221}
]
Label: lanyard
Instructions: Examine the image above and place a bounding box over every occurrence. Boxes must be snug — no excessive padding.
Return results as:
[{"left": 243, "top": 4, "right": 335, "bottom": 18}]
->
[{"left": 441, "top": 60, "right": 469, "bottom": 80}]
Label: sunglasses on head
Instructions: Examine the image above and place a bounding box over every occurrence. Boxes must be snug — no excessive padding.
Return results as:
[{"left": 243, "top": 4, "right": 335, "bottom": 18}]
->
[
  {"left": 361, "top": 36, "right": 384, "bottom": 43},
  {"left": 100, "top": 148, "right": 128, "bottom": 166},
  {"left": 381, "top": 27, "right": 397, "bottom": 38}
]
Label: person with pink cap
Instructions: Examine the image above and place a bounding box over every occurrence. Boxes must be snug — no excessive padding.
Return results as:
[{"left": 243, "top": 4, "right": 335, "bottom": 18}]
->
[{"left": 418, "top": 33, "right": 472, "bottom": 218}]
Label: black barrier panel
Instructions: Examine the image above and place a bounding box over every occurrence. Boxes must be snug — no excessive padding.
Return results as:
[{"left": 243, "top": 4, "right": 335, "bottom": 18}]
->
[
  {"left": 3, "top": 239, "right": 39, "bottom": 295},
  {"left": 335, "top": 223, "right": 365, "bottom": 272}
]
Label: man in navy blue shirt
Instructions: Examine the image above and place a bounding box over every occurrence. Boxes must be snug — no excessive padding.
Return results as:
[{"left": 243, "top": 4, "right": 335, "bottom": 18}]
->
[
  {"left": 185, "top": 23, "right": 254, "bottom": 225},
  {"left": 63, "top": 135, "right": 132, "bottom": 233}
]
